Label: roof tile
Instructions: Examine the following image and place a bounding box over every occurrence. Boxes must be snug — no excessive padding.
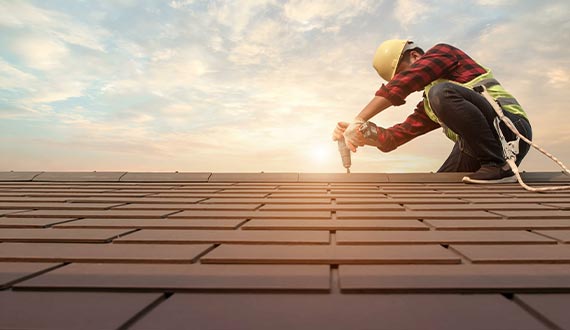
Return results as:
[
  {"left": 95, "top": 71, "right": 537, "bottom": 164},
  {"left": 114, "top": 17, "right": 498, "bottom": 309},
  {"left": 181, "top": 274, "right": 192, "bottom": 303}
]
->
[
  {"left": 0, "top": 291, "right": 161, "bottom": 330},
  {"left": 113, "top": 229, "right": 330, "bottom": 245},
  {"left": 0, "top": 172, "right": 42, "bottom": 181},
  {"left": 336, "top": 210, "right": 499, "bottom": 219},
  {"left": 0, "top": 262, "right": 62, "bottom": 289},
  {"left": 532, "top": 230, "right": 570, "bottom": 243},
  {"left": 16, "top": 263, "right": 330, "bottom": 291},
  {"left": 260, "top": 203, "right": 404, "bottom": 211},
  {"left": 201, "top": 244, "right": 460, "bottom": 265},
  {"left": 0, "top": 217, "right": 77, "bottom": 228},
  {"left": 452, "top": 245, "right": 570, "bottom": 263},
  {"left": 336, "top": 230, "right": 554, "bottom": 245},
  {"left": 33, "top": 172, "right": 127, "bottom": 182},
  {"left": 6, "top": 209, "right": 177, "bottom": 219},
  {"left": 242, "top": 219, "right": 429, "bottom": 231},
  {"left": 0, "top": 228, "right": 134, "bottom": 243},
  {"left": 425, "top": 219, "right": 570, "bottom": 230},
  {"left": 209, "top": 173, "right": 299, "bottom": 182},
  {"left": 516, "top": 294, "right": 570, "bottom": 329},
  {"left": 339, "top": 264, "right": 570, "bottom": 292},
  {"left": 0, "top": 242, "right": 212, "bottom": 263},
  {"left": 113, "top": 203, "right": 261, "bottom": 210},
  {"left": 491, "top": 210, "right": 570, "bottom": 219},
  {"left": 130, "top": 293, "right": 548, "bottom": 330},
  {"left": 120, "top": 172, "right": 211, "bottom": 182},
  {"left": 54, "top": 218, "right": 244, "bottom": 229},
  {"left": 169, "top": 210, "right": 331, "bottom": 219}
]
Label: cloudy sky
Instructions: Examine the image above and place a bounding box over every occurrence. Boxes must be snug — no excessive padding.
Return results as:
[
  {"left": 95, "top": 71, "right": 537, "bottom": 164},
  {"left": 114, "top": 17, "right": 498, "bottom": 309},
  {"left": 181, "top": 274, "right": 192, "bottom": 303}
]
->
[{"left": 0, "top": 0, "right": 568, "bottom": 173}]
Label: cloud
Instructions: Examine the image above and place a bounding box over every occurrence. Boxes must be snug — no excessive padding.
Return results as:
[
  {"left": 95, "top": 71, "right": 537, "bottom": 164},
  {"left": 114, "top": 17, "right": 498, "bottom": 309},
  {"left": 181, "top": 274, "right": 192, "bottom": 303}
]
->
[
  {"left": 0, "top": 58, "right": 36, "bottom": 89},
  {"left": 208, "top": 0, "right": 277, "bottom": 40},
  {"left": 394, "top": 0, "right": 431, "bottom": 27},
  {"left": 10, "top": 36, "right": 69, "bottom": 71},
  {"left": 169, "top": 0, "right": 195, "bottom": 9},
  {"left": 283, "top": 0, "right": 377, "bottom": 31},
  {"left": 0, "top": 2, "right": 114, "bottom": 108},
  {"left": 0, "top": 2, "right": 108, "bottom": 51},
  {"left": 284, "top": 0, "right": 373, "bottom": 22},
  {"left": 476, "top": 0, "right": 513, "bottom": 6},
  {"left": 547, "top": 69, "right": 570, "bottom": 86}
]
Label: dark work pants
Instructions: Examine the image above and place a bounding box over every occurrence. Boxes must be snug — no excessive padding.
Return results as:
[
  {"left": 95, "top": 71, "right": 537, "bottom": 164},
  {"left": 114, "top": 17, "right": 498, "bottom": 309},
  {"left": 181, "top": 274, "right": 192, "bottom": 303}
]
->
[{"left": 428, "top": 82, "right": 532, "bottom": 173}]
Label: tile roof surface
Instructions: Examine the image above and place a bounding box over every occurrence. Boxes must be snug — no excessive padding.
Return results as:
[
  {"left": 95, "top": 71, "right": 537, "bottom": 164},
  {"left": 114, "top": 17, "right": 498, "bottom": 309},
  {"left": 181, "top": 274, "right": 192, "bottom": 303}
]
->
[{"left": 1, "top": 171, "right": 570, "bottom": 329}]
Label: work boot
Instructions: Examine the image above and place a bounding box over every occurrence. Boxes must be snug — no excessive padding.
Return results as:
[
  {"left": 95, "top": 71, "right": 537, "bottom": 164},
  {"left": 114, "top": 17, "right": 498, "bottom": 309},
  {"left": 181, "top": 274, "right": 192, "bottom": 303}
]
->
[{"left": 462, "top": 165, "right": 516, "bottom": 184}]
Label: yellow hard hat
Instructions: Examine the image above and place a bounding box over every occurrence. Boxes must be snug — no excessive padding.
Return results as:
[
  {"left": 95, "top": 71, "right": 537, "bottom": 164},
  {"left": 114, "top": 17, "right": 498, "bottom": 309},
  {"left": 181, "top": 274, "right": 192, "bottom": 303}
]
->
[{"left": 372, "top": 39, "right": 417, "bottom": 81}]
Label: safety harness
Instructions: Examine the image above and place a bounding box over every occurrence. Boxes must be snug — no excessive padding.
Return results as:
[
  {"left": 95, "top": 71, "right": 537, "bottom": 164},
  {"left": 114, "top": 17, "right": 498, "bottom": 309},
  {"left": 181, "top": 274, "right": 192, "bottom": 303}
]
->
[{"left": 475, "top": 85, "right": 570, "bottom": 192}]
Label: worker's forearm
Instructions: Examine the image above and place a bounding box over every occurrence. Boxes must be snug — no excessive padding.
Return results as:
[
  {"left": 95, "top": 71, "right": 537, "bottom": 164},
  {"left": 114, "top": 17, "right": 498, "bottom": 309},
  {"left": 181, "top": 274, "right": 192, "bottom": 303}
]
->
[{"left": 355, "top": 96, "right": 392, "bottom": 121}]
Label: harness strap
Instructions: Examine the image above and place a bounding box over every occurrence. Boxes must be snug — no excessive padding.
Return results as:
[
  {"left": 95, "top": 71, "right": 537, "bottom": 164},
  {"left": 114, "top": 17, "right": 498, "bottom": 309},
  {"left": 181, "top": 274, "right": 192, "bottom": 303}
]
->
[{"left": 474, "top": 85, "right": 570, "bottom": 192}]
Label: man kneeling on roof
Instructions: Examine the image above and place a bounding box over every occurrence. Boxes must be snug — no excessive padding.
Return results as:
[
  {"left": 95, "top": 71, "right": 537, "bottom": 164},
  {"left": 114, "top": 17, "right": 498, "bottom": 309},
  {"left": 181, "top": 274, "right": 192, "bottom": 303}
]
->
[{"left": 332, "top": 40, "right": 532, "bottom": 184}]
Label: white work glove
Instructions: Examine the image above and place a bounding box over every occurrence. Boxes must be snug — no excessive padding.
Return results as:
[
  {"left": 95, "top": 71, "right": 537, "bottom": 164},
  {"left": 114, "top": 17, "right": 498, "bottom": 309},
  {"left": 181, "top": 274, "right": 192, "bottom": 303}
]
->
[
  {"left": 343, "top": 118, "right": 366, "bottom": 152},
  {"left": 333, "top": 119, "right": 381, "bottom": 152},
  {"left": 332, "top": 121, "right": 349, "bottom": 141}
]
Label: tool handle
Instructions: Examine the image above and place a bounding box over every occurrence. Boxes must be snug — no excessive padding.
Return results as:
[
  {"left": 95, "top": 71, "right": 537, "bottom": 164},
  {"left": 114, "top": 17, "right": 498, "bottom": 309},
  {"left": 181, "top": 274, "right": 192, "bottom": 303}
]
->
[{"left": 338, "top": 139, "right": 351, "bottom": 171}]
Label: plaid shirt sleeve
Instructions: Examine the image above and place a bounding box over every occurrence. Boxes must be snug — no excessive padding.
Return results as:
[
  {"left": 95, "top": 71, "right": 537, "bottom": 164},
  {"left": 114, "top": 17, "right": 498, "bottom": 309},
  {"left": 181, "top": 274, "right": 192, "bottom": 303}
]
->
[
  {"left": 376, "top": 100, "right": 440, "bottom": 152},
  {"left": 372, "top": 43, "right": 487, "bottom": 151}
]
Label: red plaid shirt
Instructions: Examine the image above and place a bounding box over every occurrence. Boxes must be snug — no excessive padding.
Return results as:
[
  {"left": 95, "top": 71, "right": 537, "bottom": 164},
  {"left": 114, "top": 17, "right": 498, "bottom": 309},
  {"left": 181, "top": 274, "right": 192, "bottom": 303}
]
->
[{"left": 374, "top": 43, "right": 487, "bottom": 152}]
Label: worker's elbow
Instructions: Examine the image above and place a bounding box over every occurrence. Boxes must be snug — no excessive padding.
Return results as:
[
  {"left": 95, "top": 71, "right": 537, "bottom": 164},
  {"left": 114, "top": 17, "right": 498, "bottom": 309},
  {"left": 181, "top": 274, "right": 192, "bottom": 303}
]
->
[{"left": 377, "top": 145, "right": 395, "bottom": 153}]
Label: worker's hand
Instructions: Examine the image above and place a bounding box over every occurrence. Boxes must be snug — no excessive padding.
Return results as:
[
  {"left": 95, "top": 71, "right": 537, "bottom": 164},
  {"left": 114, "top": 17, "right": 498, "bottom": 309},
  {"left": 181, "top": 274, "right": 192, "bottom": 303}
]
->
[
  {"left": 343, "top": 118, "right": 366, "bottom": 152},
  {"left": 332, "top": 121, "right": 349, "bottom": 141}
]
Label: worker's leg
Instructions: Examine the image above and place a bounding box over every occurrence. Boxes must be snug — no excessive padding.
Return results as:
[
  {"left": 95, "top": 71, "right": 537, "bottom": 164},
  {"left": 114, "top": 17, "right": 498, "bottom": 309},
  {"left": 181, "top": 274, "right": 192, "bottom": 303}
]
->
[
  {"left": 429, "top": 82, "right": 505, "bottom": 166},
  {"left": 437, "top": 140, "right": 480, "bottom": 172},
  {"left": 429, "top": 82, "right": 532, "bottom": 180}
]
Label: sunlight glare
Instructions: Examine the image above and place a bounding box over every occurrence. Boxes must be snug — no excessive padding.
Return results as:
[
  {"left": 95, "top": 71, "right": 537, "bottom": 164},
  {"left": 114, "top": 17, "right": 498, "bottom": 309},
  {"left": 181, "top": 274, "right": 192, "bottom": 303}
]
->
[{"left": 308, "top": 143, "right": 333, "bottom": 165}]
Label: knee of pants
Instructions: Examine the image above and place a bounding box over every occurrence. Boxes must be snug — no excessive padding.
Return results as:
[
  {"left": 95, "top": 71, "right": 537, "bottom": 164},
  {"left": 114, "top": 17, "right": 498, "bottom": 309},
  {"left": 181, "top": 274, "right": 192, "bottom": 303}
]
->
[{"left": 428, "top": 82, "right": 457, "bottom": 118}]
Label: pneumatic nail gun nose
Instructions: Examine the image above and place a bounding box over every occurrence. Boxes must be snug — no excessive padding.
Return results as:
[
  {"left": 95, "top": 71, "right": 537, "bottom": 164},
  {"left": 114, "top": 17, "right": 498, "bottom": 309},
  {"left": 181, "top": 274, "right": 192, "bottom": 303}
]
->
[
  {"left": 337, "top": 121, "right": 378, "bottom": 173},
  {"left": 337, "top": 139, "right": 352, "bottom": 173}
]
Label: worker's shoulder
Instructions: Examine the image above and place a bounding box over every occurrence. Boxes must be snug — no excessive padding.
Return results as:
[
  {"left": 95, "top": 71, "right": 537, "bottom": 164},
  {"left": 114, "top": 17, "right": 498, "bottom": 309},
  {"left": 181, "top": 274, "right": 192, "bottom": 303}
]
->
[{"left": 427, "top": 43, "right": 459, "bottom": 52}]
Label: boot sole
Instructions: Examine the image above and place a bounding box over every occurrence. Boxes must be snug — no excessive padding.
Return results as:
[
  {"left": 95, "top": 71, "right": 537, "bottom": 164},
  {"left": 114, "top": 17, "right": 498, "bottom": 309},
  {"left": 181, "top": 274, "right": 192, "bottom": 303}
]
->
[{"left": 462, "top": 175, "right": 517, "bottom": 184}]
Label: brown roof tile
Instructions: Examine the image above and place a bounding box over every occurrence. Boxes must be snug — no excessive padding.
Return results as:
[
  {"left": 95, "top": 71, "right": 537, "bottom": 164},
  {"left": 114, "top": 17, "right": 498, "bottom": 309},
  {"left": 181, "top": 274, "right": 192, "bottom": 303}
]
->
[
  {"left": 0, "top": 217, "right": 78, "bottom": 228},
  {"left": 339, "top": 264, "right": 570, "bottom": 292},
  {"left": 113, "top": 229, "right": 330, "bottom": 245},
  {"left": 335, "top": 230, "right": 555, "bottom": 245},
  {"left": 0, "top": 291, "right": 161, "bottom": 330},
  {"left": 451, "top": 245, "right": 570, "bottom": 263},
  {"left": 129, "top": 293, "right": 548, "bottom": 330},
  {"left": 0, "top": 262, "right": 62, "bottom": 289},
  {"left": 15, "top": 263, "right": 330, "bottom": 291},
  {"left": 53, "top": 218, "right": 244, "bottom": 229},
  {"left": 532, "top": 230, "right": 570, "bottom": 243},
  {"left": 0, "top": 228, "right": 134, "bottom": 243},
  {"left": 0, "top": 242, "right": 212, "bottom": 263},
  {"left": 515, "top": 294, "right": 570, "bottom": 329},
  {"left": 200, "top": 244, "right": 460, "bottom": 265},
  {"left": 169, "top": 210, "right": 331, "bottom": 219},
  {"left": 242, "top": 219, "right": 429, "bottom": 231},
  {"left": 491, "top": 210, "right": 570, "bottom": 219},
  {"left": 7, "top": 209, "right": 177, "bottom": 219},
  {"left": 425, "top": 219, "right": 570, "bottom": 230},
  {"left": 336, "top": 210, "right": 500, "bottom": 219}
]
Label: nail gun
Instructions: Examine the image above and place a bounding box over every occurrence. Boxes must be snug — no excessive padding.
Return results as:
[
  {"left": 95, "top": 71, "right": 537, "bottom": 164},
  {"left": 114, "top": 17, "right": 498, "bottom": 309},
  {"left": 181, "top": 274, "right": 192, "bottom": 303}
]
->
[{"left": 337, "top": 121, "right": 379, "bottom": 173}]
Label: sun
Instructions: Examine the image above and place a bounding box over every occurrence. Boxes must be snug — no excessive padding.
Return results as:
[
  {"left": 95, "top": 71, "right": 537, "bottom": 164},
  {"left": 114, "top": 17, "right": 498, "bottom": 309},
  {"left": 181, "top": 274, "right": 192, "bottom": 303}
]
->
[{"left": 308, "top": 143, "right": 333, "bottom": 165}]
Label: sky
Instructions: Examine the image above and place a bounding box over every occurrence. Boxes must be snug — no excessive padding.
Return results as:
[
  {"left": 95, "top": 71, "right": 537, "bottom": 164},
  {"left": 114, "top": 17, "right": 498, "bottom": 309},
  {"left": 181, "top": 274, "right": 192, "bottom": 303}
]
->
[{"left": 0, "top": 0, "right": 569, "bottom": 173}]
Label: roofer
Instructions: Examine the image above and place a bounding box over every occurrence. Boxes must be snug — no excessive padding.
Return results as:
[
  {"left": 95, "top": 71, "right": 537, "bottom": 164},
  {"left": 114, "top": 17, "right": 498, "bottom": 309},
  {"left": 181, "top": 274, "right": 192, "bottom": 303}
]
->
[{"left": 332, "top": 40, "right": 532, "bottom": 184}]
